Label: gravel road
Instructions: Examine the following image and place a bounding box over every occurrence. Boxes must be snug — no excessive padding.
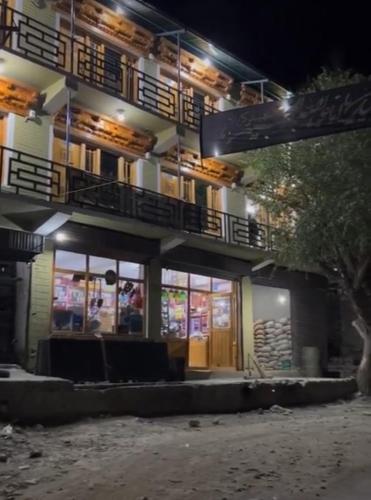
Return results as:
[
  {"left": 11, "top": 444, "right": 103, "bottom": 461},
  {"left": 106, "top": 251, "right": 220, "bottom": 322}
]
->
[{"left": 1, "top": 397, "right": 371, "bottom": 500}]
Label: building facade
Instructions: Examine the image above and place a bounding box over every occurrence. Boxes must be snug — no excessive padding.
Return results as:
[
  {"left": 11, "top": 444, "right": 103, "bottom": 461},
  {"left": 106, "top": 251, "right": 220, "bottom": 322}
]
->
[{"left": 0, "top": 0, "right": 330, "bottom": 378}]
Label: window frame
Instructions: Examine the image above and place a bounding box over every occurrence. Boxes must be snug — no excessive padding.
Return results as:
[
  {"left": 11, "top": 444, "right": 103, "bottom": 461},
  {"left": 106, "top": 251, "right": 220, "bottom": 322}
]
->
[{"left": 52, "top": 250, "right": 146, "bottom": 337}]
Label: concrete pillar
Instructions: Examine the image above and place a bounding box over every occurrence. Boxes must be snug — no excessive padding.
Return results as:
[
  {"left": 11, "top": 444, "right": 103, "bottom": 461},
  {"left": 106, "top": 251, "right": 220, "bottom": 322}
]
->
[
  {"left": 13, "top": 0, "right": 60, "bottom": 57},
  {"left": 220, "top": 187, "right": 247, "bottom": 243},
  {"left": 15, "top": 0, "right": 58, "bottom": 27},
  {"left": 3, "top": 113, "right": 53, "bottom": 198},
  {"left": 14, "top": 262, "right": 31, "bottom": 366},
  {"left": 241, "top": 276, "right": 254, "bottom": 371},
  {"left": 27, "top": 240, "right": 54, "bottom": 368},
  {"left": 220, "top": 187, "right": 246, "bottom": 218},
  {"left": 217, "top": 97, "right": 235, "bottom": 112},
  {"left": 146, "top": 258, "right": 162, "bottom": 342},
  {"left": 137, "top": 56, "right": 161, "bottom": 112},
  {"left": 133, "top": 157, "right": 160, "bottom": 192}
]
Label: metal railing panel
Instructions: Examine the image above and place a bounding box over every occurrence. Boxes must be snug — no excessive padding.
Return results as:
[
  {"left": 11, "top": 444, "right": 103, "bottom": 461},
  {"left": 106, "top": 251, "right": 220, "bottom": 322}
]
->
[
  {"left": 0, "top": 2, "right": 215, "bottom": 129},
  {"left": 0, "top": 145, "right": 273, "bottom": 252}
]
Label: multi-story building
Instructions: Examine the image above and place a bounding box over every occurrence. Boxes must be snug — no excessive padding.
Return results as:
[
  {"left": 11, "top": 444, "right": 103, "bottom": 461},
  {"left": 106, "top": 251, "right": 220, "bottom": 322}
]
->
[{"left": 0, "top": 0, "right": 331, "bottom": 378}]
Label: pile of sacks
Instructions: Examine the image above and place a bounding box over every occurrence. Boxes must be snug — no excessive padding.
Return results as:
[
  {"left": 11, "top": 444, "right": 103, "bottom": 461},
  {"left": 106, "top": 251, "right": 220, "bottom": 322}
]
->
[{"left": 254, "top": 317, "right": 292, "bottom": 370}]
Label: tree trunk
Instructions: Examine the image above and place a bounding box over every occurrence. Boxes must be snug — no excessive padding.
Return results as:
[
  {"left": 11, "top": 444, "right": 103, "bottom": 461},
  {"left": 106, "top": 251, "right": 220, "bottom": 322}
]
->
[{"left": 352, "top": 317, "right": 371, "bottom": 395}]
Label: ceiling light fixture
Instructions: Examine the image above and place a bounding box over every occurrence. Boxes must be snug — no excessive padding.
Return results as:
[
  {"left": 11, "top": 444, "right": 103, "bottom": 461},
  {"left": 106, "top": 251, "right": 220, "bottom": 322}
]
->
[{"left": 55, "top": 232, "right": 67, "bottom": 242}]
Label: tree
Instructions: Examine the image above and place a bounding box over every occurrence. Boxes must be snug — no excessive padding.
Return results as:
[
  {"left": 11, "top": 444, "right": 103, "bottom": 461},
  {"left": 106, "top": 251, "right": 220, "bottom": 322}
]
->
[{"left": 247, "top": 69, "right": 371, "bottom": 393}]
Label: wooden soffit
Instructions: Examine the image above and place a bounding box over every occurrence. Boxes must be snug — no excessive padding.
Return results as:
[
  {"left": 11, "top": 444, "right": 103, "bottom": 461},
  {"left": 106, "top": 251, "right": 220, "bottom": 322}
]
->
[
  {"left": 156, "top": 38, "right": 233, "bottom": 96},
  {"left": 55, "top": 0, "right": 154, "bottom": 56},
  {"left": 239, "top": 84, "right": 263, "bottom": 106},
  {"left": 54, "top": 107, "right": 156, "bottom": 157},
  {"left": 163, "top": 147, "right": 240, "bottom": 186},
  {"left": 0, "top": 77, "right": 39, "bottom": 116}
]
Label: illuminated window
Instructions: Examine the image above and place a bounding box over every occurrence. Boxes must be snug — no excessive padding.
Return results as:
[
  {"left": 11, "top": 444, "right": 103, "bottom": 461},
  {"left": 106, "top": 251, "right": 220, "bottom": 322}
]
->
[{"left": 53, "top": 250, "right": 145, "bottom": 336}]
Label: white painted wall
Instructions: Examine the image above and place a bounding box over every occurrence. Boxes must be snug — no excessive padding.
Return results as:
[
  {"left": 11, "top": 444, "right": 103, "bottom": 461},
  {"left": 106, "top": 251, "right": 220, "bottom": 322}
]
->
[
  {"left": 133, "top": 158, "right": 160, "bottom": 192},
  {"left": 220, "top": 186, "right": 246, "bottom": 218}
]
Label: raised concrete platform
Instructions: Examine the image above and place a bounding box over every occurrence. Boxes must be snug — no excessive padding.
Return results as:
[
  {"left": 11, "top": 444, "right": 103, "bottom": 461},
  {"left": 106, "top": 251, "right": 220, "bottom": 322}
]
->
[{"left": 0, "top": 366, "right": 357, "bottom": 424}]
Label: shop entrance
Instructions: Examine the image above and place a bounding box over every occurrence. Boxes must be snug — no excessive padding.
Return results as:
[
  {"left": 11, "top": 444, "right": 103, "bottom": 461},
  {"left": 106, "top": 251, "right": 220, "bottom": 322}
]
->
[{"left": 161, "top": 270, "right": 237, "bottom": 370}]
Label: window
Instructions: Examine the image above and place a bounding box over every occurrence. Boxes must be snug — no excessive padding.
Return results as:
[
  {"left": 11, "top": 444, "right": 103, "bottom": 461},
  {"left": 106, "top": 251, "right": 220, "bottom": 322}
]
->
[
  {"left": 118, "top": 281, "right": 145, "bottom": 335},
  {"left": 212, "top": 278, "right": 232, "bottom": 293},
  {"left": 54, "top": 250, "right": 86, "bottom": 271},
  {"left": 190, "top": 273, "right": 211, "bottom": 291},
  {"left": 53, "top": 250, "right": 145, "bottom": 336},
  {"left": 119, "top": 261, "right": 143, "bottom": 280},
  {"left": 161, "top": 288, "right": 188, "bottom": 339},
  {"left": 85, "top": 148, "right": 95, "bottom": 173},
  {"left": 101, "top": 151, "right": 118, "bottom": 179},
  {"left": 162, "top": 269, "right": 188, "bottom": 288},
  {"left": 53, "top": 272, "right": 86, "bottom": 332},
  {"left": 89, "top": 256, "right": 116, "bottom": 275},
  {"left": 161, "top": 171, "right": 179, "bottom": 198},
  {"left": 161, "top": 269, "right": 235, "bottom": 340}
]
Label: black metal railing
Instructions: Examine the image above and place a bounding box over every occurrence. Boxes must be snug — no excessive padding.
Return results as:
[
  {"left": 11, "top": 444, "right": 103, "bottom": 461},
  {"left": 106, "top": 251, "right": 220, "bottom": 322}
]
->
[
  {"left": 1, "top": 2, "right": 216, "bottom": 130},
  {"left": 0, "top": 146, "right": 274, "bottom": 251}
]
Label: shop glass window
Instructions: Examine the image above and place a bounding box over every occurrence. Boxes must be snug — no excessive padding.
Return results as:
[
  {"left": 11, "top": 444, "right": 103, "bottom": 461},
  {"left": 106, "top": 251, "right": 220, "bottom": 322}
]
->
[
  {"left": 212, "top": 278, "right": 233, "bottom": 293},
  {"left": 53, "top": 272, "right": 85, "bottom": 332},
  {"left": 212, "top": 295, "right": 231, "bottom": 329},
  {"left": 190, "top": 273, "right": 211, "bottom": 291},
  {"left": 162, "top": 269, "right": 188, "bottom": 288},
  {"left": 119, "top": 261, "right": 144, "bottom": 280},
  {"left": 87, "top": 277, "right": 116, "bottom": 334},
  {"left": 89, "top": 256, "right": 116, "bottom": 275},
  {"left": 53, "top": 250, "right": 145, "bottom": 336},
  {"left": 118, "top": 280, "right": 145, "bottom": 335},
  {"left": 161, "top": 288, "right": 188, "bottom": 339},
  {"left": 55, "top": 250, "right": 86, "bottom": 271},
  {"left": 190, "top": 292, "right": 210, "bottom": 338}
]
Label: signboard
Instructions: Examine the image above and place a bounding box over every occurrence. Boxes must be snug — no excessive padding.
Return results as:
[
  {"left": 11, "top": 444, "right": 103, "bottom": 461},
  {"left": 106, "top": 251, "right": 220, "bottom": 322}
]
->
[{"left": 201, "top": 80, "right": 371, "bottom": 157}]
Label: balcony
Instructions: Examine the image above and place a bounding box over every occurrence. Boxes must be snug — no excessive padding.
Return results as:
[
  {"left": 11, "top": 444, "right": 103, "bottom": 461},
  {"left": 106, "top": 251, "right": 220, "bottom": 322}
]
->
[
  {"left": 0, "top": 2, "right": 216, "bottom": 131},
  {"left": 0, "top": 146, "right": 274, "bottom": 252}
]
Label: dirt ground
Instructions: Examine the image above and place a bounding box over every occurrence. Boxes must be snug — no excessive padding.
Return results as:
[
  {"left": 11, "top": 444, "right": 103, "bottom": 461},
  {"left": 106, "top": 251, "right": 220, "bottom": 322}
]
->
[{"left": 1, "top": 396, "right": 371, "bottom": 500}]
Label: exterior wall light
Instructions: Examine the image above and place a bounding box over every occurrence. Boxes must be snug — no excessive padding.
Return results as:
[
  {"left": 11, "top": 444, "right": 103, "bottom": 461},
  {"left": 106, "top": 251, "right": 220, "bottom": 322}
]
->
[
  {"left": 116, "top": 5, "right": 125, "bottom": 15},
  {"left": 55, "top": 232, "right": 67, "bottom": 242},
  {"left": 246, "top": 202, "right": 257, "bottom": 216},
  {"left": 279, "top": 99, "right": 290, "bottom": 113},
  {"left": 116, "top": 109, "right": 125, "bottom": 122},
  {"left": 277, "top": 294, "right": 287, "bottom": 305}
]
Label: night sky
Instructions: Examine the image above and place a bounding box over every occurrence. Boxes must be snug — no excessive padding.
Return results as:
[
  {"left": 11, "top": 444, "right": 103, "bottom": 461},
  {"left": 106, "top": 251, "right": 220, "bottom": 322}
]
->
[{"left": 149, "top": 0, "right": 371, "bottom": 91}]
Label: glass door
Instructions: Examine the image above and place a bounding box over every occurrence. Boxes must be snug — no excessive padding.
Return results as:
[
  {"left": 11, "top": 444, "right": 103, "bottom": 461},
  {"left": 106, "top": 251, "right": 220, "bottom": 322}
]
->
[
  {"left": 188, "top": 291, "right": 210, "bottom": 368},
  {"left": 210, "top": 293, "right": 234, "bottom": 368}
]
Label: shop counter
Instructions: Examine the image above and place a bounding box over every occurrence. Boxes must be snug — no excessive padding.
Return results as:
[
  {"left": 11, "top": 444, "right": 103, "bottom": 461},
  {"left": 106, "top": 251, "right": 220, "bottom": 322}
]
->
[{"left": 36, "top": 336, "right": 184, "bottom": 383}]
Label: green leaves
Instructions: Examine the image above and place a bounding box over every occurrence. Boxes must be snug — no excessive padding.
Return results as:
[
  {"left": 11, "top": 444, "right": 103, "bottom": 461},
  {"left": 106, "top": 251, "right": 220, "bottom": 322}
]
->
[{"left": 246, "top": 70, "right": 371, "bottom": 288}]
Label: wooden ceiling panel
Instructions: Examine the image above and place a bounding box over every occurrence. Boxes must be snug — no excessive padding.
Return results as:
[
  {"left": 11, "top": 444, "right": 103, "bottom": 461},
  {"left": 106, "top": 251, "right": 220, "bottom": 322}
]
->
[
  {"left": 55, "top": 0, "right": 154, "bottom": 55},
  {"left": 0, "top": 77, "right": 38, "bottom": 116},
  {"left": 163, "top": 146, "right": 241, "bottom": 186},
  {"left": 54, "top": 107, "right": 156, "bottom": 157},
  {"left": 157, "top": 38, "right": 233, "bottom": 95}
]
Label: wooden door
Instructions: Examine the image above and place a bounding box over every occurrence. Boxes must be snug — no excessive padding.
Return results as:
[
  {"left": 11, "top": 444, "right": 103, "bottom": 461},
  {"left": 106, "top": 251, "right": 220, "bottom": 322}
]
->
[{"left": 210, "top": 293, "right": 234, "bottom": 368}]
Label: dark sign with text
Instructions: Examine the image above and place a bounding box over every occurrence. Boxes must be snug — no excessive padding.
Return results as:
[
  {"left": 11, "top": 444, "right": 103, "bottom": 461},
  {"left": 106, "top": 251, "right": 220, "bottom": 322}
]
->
[{"left": 201, "top": 80, "right": 371, "bottom": 157}]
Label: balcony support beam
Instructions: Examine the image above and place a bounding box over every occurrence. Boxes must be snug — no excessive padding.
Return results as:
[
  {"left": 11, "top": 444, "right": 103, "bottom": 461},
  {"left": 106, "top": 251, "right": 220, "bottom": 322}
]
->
[
  {"left": 160, "top": 235, "right": 187, "bottom": 255},
  {"left": 42, "top": 77, "right": 77, "bottom": 116}
]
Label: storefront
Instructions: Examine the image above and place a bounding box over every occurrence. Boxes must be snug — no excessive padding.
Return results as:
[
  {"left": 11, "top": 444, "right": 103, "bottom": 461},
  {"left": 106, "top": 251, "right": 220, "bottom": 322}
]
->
[
  {"left": 161, "top": 268, "right": 239, "bottom": 370},
  {"left": 52, "top": 250, "right": 145, "bottom": 336}
]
